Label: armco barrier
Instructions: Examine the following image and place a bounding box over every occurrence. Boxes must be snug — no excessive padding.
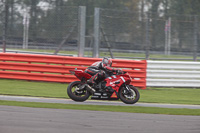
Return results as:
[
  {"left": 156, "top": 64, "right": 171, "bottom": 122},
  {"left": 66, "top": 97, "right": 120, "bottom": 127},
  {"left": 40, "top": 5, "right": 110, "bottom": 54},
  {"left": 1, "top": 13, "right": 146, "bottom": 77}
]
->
[
  {"left": 0, "top": 53, "right": 147, "bottom": 89},
  {"left": 147, "top": 60, "right": 200, "bottom": 87}
]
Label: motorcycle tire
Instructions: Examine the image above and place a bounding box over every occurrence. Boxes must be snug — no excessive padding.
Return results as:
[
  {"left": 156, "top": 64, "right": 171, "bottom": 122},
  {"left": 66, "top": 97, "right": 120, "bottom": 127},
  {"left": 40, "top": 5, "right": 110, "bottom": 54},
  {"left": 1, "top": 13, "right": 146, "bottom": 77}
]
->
[
  {"left": 119, "top": 85, "right": 140, "bottom": 104},
  {"left": 67, "top": 81, "right": 90, "bottom": 102}
]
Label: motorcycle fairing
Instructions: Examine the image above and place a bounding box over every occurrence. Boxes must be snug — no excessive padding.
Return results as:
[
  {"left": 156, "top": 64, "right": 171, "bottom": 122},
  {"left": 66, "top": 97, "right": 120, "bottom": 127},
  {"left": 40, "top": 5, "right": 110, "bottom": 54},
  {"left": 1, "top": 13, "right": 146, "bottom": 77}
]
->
[
  {"left": 69, "top": 70, "right": 91, "bottom": 80},
  {"left": 104, "top": 74, "right": 131, "bottom": 91}
]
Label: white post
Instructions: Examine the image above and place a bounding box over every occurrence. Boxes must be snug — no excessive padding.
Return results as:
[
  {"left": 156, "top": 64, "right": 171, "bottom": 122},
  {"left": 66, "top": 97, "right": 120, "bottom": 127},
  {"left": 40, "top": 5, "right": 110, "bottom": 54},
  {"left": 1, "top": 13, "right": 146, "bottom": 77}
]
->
[
  {"left": 165, "top": 20, "right": 168, "bottom": 55},
  {"left": 23, "top": 8, "right": 29, "bottom": 49},
  {"left": 164, "top": 17, "right": 171, "bottom": 55},
  {"left": 168, "top": 17, "right": 171, "bottom": 55},
  {"left": 93, "top": 8, "right": 100, "bottom": 58},
  {"left": 78, "top": 6, "right": 86, "bottom": 57}
]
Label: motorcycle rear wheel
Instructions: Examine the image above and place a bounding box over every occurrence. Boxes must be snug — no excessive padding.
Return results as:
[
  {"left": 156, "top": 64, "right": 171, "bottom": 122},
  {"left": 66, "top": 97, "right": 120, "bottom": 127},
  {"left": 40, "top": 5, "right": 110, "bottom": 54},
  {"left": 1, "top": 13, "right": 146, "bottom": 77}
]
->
[
  {"left": 119, "top": 85, "right": 140, "bottom": 104},
  {"left": 67, "top": 81, "right": 90, "bottom": 102}
]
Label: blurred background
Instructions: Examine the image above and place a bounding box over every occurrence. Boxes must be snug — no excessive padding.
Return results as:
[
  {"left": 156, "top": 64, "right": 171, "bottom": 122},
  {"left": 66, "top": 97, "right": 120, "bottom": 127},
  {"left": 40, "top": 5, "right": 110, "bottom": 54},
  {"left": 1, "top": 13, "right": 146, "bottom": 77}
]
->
[{"left": 0, "top": 0, "right": 200, "bottom": 61}]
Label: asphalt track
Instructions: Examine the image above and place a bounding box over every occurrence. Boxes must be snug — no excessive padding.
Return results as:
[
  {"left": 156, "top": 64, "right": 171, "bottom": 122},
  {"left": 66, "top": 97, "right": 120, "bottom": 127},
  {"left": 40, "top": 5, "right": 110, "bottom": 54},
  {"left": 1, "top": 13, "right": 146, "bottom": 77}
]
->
[
  {"left": 0, "top": 95, "right": 200, "bottom": 133},
  {"left": 0, "top": 95, "right": 200, "bottom": 109},
  {"left": 0, "top": 105, "right": 200, "bottom": 133}
]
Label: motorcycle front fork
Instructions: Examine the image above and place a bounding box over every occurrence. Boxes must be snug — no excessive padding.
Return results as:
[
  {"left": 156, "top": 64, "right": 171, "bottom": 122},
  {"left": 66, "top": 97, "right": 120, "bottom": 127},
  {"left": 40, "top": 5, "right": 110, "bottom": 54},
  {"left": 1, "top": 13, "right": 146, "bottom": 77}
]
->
[{"left": 124, "top": 85, "right": 133, "bottom": 95}]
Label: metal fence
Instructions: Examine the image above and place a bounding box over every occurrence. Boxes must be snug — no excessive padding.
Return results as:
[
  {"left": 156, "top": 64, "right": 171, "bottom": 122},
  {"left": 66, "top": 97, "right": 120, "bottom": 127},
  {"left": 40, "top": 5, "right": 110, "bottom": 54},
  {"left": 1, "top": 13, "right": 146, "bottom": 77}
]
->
[
  {"left": 95, "top": 8, "right": 200, "bottom": 61},
  {"left": 1, "top": 3, "right": 200, "bottom": 61},
  {"left": 0, "top": 2, "right": 80, "bottom": 55}
]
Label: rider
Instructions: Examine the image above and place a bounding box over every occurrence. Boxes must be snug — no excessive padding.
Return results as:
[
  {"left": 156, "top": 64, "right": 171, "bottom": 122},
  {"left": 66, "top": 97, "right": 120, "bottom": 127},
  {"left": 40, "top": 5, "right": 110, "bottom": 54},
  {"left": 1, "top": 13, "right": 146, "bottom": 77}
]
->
[{"left": 85, "top": 57, "right": 121, "bottom": 86}]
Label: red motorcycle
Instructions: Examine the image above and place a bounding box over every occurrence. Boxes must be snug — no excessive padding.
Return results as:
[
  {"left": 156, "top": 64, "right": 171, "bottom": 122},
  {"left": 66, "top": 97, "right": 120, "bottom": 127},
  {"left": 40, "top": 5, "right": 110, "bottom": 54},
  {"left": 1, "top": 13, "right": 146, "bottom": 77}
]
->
[{"left": 67, "top": 69, "right": 140, "bottom": 104}]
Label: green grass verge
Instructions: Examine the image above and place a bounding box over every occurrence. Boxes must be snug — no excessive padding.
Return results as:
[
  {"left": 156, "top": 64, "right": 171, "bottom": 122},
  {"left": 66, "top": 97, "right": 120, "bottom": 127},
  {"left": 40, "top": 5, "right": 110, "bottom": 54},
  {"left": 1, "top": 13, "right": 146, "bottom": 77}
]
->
[
  {"left": 0, "top": 79, "right": 68, "bottom": 98},
  {"left": 139, "top": 87, "right": 200, "bottom": 105},
  {"left": 9, "top": 48, "right": 194, "bottom": 60},
  {"left": 0, "top": 79, "right": 200, "bottom": 105},
  {"left": 1, "top": 100, "right": 200, "bottom": 116}
]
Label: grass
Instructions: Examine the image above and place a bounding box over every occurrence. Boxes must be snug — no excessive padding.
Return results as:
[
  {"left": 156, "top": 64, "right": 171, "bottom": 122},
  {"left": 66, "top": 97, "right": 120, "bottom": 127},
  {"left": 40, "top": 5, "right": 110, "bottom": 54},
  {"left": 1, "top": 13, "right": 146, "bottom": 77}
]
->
[
  {"left": 0, "top": 79, "right": 68, "bottom": 98},
  {"left": 0, "top": 79, "right": 200, "bottom": 115},
  {"left": 0, "top": 79, "right": 200, "bottom": 105},
  {"left": 0, "top": 100, "right": 200, "bottom": 116},
  {"left": 9, "top": 48, "right": 194, "bottom": 60},
  {"left": 139, "top": 87, "right": 200, "bottom": 105}
]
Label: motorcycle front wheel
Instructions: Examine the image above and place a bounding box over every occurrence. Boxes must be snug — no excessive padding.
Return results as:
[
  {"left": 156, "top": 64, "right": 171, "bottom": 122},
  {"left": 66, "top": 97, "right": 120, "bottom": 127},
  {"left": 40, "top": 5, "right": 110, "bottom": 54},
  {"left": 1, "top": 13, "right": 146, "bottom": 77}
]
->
[
  {"left": 119, "top": 85, "right": 140, "bottom": 104},
  {"left": 67, "top": 81, "right": 90, "bottom": 102}
]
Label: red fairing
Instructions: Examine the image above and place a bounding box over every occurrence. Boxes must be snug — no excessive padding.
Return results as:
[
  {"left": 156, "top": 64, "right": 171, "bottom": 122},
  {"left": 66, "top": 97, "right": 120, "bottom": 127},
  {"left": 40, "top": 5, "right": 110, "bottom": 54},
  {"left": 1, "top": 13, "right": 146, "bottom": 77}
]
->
[
  {"left": 104, "top": 73, "right": 132, "bottom": 92},
  {"left": 70, "top": 70, "right": 92, "bottom": 80}
]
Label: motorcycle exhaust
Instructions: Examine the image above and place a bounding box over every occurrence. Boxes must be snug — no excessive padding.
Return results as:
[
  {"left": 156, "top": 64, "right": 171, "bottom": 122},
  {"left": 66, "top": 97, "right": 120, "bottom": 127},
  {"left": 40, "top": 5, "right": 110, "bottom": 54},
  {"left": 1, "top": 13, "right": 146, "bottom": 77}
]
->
[{"left": 85, "top": 84, "right": 96, "bottom": 94}]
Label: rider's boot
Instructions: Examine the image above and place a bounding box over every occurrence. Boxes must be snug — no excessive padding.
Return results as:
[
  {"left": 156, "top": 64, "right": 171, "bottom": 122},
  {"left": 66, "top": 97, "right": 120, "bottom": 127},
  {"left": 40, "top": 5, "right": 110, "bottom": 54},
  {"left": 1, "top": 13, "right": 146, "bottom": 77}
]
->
[
  {"left": 86, "top": 77, "right": 97, "bottom": 94},
  {"left": 87, "top": 74, "right": 98, "bottom": 86}
]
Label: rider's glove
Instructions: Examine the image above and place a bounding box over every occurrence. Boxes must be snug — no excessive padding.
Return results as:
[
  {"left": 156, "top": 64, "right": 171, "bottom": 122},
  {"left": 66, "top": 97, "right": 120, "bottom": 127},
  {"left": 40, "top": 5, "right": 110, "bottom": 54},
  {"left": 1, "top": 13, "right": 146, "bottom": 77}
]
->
[{"left": 115, "top": 69, "right": 123, "bottom": 74}]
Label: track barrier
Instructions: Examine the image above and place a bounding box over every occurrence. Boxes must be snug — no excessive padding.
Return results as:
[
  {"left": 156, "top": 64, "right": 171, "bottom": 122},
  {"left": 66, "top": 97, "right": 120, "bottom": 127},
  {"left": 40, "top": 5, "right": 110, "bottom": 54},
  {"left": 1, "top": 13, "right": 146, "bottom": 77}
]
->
[
  {"left": 0, "top": 53, "right": 147, "bottom": 89},
  {"left": 147, "top": 60, "right": 200, "bottom": 88}
]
